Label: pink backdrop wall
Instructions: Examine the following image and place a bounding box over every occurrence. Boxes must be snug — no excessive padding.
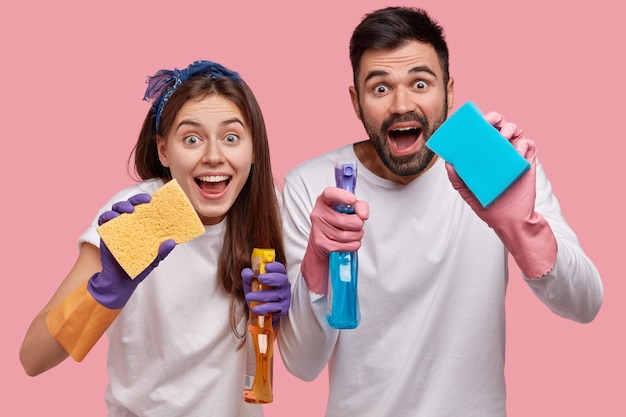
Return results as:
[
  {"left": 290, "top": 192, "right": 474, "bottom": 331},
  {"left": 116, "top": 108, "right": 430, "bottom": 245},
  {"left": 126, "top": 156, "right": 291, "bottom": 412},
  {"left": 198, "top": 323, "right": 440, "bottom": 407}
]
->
[{"left": 3, "top": 0, "right": 623, "bottom": 415}]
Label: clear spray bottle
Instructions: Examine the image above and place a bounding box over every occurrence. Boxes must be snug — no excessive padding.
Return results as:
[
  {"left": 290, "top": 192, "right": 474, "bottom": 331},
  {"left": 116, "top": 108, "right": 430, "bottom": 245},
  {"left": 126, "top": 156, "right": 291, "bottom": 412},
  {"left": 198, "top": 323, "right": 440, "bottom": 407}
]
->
[
  {"left": 326, "top": 159, "right": 360, "bottom": 329},
  {"left": 243, "top": 248, "right": 276, "bottom": 404}
]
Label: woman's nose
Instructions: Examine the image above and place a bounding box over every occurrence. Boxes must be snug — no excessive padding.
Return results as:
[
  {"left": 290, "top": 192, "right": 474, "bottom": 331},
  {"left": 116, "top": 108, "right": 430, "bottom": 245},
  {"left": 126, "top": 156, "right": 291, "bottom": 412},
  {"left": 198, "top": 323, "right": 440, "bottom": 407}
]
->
[{"left": 202, "top": 141, "right": 225, "bottom": 165}]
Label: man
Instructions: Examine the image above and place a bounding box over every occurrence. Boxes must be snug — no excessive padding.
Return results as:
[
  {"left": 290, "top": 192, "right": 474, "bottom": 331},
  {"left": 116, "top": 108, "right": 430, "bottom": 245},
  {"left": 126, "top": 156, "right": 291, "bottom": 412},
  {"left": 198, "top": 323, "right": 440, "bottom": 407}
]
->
[{"left": 277, "top": 6, "right": 603, "bottom": 417}]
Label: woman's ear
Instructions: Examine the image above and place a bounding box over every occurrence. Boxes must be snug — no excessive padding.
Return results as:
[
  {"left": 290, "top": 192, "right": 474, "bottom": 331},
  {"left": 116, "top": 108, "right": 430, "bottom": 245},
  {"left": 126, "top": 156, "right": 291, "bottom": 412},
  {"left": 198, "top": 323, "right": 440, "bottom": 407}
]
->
[{"left": 156, "top": 135, "right": 169, "bottom": 167}]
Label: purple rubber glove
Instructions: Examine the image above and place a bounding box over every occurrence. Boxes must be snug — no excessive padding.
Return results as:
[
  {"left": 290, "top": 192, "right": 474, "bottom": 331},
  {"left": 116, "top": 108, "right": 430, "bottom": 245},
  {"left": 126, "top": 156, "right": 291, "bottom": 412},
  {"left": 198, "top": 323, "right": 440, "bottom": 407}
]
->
[
  {"left": 87, "top": 193, "right": 176, "bottom": 309},
  {"left": 301, "top": 187, "right": 369, "bottom": 294},
  {"left": 242, "top": 261, "right": 291, "bottom": 325},
  {"left": 445, "top": 112, "right": 557, "bottom": 278}
]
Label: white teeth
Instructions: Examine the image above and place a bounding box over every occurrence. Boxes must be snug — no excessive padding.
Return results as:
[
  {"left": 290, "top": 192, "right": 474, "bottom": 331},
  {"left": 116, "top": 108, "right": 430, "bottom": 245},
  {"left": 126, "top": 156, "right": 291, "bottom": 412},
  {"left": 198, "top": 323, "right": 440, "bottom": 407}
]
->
[
  {"left": 394, "top": 127, "right": 418, "bottom": 132},
  {"left": 197, "top": 175, "right": 229, "bottom": 182}
]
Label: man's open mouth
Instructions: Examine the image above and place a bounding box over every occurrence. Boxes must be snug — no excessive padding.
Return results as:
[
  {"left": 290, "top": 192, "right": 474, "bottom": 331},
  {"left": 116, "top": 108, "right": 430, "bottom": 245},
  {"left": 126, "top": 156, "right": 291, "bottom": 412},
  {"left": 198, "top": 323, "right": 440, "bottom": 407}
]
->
[{"left": 389, "top": 126, "right": 422, "bottom": 150}]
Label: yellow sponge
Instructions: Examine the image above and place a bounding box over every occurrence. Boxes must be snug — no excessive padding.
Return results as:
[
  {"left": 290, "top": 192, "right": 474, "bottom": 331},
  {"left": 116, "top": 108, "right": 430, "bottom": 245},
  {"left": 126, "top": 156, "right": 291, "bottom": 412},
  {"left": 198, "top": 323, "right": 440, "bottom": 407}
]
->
[{"left": 97, "top": 179, "right": 205, "bottom": 278}]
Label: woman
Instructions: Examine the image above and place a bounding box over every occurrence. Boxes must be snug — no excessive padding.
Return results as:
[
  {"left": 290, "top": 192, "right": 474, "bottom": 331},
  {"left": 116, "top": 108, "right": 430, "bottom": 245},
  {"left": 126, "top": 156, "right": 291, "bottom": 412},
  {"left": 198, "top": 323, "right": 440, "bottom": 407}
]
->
[{"left": 19, "top": 60, "right": 290, "bottom": 416}]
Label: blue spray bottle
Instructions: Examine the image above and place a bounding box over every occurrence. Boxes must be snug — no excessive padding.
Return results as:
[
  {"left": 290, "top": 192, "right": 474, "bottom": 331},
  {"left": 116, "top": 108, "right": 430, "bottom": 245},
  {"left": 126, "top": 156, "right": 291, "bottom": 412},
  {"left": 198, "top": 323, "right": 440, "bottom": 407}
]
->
[{"left": 326, "top": 159, "right": 360, "bottom": 329}]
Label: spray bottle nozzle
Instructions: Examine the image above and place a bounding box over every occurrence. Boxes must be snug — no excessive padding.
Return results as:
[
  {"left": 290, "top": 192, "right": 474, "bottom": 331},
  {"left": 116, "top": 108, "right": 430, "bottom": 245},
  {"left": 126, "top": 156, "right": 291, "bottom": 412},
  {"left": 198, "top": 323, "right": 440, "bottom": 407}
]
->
[
  {"left": 335, "top": 159, "right": 357, "bottom": 193},
  {"left": 334, "top": 159, "right": 357, "bottom": 214}
]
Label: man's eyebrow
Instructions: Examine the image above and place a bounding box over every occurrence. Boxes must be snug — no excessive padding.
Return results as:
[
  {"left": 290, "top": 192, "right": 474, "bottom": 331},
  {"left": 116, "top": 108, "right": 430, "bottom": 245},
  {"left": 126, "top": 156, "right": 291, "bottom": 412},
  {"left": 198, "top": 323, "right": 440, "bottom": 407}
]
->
[
  {"left": 363, "top": 65, "right": 437, "bottom": 84},
  {"left": 409, "top": 65, "right": 437, "bottom": 78},
  {"left": 363, "top": 69, "right": 389, "bottom": 84}
]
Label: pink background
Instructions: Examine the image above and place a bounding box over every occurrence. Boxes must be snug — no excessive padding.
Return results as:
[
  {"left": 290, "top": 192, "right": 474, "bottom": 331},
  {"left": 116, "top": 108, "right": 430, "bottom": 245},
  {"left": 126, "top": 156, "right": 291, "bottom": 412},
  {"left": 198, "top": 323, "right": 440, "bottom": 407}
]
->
[{"left": 2, "top": 0, "right": 624, "bottom": 415}]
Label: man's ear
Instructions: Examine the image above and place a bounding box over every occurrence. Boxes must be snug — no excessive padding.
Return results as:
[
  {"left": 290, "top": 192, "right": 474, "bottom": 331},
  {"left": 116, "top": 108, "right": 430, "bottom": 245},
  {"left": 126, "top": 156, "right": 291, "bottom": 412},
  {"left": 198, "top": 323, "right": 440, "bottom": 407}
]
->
[
  {"left": 446, "top": 77, "right": 455, "bottom": 116},
  {"left": 349, "top": 86, "right": 362, "bottom": 121}
]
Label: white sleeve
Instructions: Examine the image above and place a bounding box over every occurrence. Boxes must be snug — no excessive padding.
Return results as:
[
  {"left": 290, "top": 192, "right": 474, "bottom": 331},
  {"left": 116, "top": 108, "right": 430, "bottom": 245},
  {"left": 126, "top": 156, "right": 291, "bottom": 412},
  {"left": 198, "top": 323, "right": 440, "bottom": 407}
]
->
[
  {"left": 524, "top": 159, "right": 604, "bottom": 322},
  {"left": 77, "top": 179, "right": 163, "bottom": 249},
  {"left": 276, "top": 174, "right": 339, "bottom": 381}
]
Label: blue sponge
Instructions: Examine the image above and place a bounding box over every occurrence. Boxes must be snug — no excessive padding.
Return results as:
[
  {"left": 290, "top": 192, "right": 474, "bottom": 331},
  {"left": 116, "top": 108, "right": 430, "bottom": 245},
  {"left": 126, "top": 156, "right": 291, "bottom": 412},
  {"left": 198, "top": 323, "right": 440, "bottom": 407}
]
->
[{"left": 426, "top": 101, "right": 530, "bottom": 208}]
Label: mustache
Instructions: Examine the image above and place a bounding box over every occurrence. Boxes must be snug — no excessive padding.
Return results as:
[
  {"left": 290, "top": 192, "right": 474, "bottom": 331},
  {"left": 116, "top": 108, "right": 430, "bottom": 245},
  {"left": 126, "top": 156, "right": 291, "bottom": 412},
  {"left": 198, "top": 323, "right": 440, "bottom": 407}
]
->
[{"left": 381, "top": 112, "right": 428, "bottom": 133}]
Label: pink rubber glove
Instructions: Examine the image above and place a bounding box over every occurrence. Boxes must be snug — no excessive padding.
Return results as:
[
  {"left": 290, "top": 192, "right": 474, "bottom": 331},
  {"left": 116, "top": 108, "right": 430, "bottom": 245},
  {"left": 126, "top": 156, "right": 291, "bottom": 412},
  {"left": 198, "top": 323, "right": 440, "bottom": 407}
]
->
[
  {"left": 445, "top": 112, "right": 557, "bottom": 278},
  {"left": 301, "top": 187, "right": 369, "bottom": 294}
]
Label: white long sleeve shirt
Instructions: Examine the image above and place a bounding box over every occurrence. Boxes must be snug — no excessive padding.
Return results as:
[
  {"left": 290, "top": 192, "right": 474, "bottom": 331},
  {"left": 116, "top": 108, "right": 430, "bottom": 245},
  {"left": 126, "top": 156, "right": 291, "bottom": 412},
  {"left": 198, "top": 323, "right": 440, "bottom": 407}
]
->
[
  {"left": 80, "top": 179, "right": 262, "bottom": 417},
  {"left": 278, "top": 145, "right": 603, "bottom": 417}
]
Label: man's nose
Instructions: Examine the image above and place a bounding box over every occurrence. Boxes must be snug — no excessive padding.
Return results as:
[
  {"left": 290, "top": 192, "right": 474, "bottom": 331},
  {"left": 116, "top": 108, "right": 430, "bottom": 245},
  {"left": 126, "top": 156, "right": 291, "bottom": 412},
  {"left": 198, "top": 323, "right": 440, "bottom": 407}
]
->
[{"left": 389, "top": 87, "right": 416, "bottom": 115}]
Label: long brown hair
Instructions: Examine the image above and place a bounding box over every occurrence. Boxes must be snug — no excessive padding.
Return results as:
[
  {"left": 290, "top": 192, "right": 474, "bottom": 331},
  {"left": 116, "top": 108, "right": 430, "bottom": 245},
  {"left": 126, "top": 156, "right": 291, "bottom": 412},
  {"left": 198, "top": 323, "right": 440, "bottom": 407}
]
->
[{"left": 131, "top": 74, "right": 285, "bottom": 340}]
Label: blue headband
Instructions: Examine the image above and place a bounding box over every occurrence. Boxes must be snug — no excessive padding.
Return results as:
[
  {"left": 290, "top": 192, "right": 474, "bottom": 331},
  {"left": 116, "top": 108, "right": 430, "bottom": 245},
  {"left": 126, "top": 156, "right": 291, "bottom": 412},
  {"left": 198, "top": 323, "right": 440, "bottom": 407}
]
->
[{"left": 143, "top": 60, "right": 242, "bottom": 132}]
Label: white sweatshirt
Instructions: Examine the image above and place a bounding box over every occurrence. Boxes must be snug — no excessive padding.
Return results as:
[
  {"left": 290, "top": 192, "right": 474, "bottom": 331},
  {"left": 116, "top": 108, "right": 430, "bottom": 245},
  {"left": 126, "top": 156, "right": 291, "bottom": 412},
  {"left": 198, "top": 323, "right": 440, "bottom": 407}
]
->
[{"left": 278, "top": 145, "right": 603, "bottom": 417}]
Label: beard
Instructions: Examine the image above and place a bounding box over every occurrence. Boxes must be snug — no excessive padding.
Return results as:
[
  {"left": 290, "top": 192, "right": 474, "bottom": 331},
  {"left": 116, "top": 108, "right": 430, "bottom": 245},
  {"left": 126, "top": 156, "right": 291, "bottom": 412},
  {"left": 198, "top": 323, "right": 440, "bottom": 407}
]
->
[{"left": 360, "top": 100, "right": 448, "bottom": 177}]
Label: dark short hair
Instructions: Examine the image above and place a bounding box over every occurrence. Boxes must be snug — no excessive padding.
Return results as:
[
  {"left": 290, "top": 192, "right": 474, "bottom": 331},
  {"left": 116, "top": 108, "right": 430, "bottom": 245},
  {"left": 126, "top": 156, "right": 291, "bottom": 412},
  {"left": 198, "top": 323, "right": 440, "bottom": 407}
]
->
[{"left": 349, "top": 6, "right": 449, "bottom": 88}]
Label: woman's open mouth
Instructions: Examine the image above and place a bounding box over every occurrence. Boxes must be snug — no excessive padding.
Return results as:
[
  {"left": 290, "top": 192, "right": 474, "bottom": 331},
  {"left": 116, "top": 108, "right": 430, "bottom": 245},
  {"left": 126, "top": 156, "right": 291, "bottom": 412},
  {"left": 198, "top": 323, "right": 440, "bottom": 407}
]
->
[{"left": 195, "top": 175, "right": 231, "bottom": 194}]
